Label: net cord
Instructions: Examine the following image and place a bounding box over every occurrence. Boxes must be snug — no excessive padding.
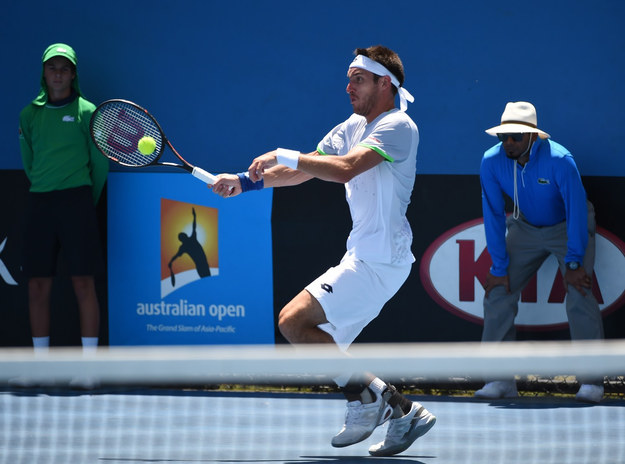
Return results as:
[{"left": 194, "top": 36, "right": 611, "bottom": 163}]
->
[{"left": 1, "top": 340, "right": 623, "bottom": 385}]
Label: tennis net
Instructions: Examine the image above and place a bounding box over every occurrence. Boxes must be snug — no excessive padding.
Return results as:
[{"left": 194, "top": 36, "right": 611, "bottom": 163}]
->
[{"left": 1, "top": 340, "right": 624, "bottom": 463}]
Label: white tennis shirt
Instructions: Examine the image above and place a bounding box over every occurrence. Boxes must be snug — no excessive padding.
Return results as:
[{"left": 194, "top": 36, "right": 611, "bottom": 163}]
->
[{"left": 317, "top": 108, "right": 419, "bottom": 265}]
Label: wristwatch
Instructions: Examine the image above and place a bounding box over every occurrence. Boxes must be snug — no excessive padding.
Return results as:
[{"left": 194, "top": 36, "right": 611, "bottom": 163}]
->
[{"left": 566, "top": 261, "right": 580, "bottom": 271}]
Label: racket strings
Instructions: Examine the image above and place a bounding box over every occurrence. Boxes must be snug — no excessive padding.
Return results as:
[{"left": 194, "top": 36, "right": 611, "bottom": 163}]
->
[{"left": 91, "top": 101, "right": 164, "bottom": 167}]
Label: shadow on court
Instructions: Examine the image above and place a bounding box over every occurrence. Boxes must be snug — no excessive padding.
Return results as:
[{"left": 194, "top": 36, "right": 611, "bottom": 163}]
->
[
  {"left": 288, "top": 457, "right": 431, "bottom": 463},
  {"left": 483, "top": 397, "right": 625, "bottom": 410}
]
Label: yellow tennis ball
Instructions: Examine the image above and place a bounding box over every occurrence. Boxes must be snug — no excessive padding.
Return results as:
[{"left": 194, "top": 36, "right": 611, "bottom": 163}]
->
[{"left": 138, "top": 136, "right": 156, "bottom": 155}]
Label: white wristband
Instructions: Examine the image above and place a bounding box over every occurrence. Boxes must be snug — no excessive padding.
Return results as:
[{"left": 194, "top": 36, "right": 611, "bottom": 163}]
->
[{"left": 276, "top": 148, "right": 300, "bottom": 170}]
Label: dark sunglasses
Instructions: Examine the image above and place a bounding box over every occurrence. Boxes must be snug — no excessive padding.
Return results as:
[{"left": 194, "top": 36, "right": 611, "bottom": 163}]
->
[{"left": 497, "top": 133, "right": 525, "bottom": 142}]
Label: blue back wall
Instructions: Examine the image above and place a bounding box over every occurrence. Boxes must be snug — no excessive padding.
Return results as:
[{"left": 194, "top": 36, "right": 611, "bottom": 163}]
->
[{"left": 2, "top": 0, "right": 624, "bottom": 176}]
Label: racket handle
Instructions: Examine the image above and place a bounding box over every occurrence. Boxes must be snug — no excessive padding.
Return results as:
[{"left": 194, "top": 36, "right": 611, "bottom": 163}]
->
[{"left": 192, "top": 166, "right": 217, "bottom": 184}]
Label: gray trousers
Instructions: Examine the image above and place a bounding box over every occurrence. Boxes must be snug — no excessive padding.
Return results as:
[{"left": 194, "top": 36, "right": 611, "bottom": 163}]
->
[{"left": 482, "top": 202, "right": 604, "bottom": 384}]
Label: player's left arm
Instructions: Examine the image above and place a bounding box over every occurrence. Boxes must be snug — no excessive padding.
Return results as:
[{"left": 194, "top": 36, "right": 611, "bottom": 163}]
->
[
  {"left": 257, "top": 151, "right": 319, "bottom": 187},
  {"left": 248, "top": 116, "right": 402, "bottom": 185},
  {"left": 250, "top": 145, "right": 384, "bottom": 185}
]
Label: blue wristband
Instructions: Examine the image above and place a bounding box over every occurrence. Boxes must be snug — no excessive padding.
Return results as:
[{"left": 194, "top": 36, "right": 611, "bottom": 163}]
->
[{"left": 237, "top": 172, "right": 264, "bottom": 193}]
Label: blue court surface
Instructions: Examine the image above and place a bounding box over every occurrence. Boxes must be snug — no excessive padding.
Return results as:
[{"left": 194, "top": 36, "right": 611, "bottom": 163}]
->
[{"left": 1, "top": 388, "right": 624, "bottom": 464}]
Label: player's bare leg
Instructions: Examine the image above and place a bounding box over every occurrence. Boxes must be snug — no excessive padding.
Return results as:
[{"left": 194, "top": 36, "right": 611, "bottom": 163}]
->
[
  {"left": 278, "top": 290, "right": 335, "bottom": 344},
  {"left": 278, "top": 290, "right": 427, "bottom": 450}
]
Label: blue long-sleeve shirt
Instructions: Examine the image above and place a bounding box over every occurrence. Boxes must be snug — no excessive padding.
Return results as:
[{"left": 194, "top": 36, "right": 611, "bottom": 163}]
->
[{"left": 480, "top": 138, "right": 589, "bottom": 276}]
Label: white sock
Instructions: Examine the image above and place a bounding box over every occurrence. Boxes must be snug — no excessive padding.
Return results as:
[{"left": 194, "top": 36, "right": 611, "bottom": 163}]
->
[
  {"left": 368, "top": 377, "right": 387, "bottom": 395},
  {"left": 81, "top": 337, "right": 98, "bottom": 355},
  {"left": 32, "top": 336, "right": 50, "bottom": 354},
  {"left": 356, "top": 378, "right": 387, "bottom": 404}
]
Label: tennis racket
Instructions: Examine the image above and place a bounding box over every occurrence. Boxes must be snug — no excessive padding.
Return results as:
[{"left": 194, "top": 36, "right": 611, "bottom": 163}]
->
[{"left": 89, "top": 99, "right": 217, "bottom": 184}]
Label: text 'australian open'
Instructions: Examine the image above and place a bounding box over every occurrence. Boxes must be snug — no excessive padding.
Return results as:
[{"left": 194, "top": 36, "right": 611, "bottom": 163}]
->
[{"left": 136, "top": 301, "right": 246, "bottom": 320}]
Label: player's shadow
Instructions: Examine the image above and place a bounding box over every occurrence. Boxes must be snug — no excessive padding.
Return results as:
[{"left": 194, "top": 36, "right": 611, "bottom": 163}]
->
[
  {"left": 483, "top": 397, "right": 625, "bottom": 409},
  {"left": 288, "top": 457, "right": 432, "bottom": 463}
]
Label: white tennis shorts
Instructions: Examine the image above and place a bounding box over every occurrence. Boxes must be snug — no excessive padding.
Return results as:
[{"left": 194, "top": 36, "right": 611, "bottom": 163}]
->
[{"left": 305, "top": 252, "right": 412, "bottom": 351}]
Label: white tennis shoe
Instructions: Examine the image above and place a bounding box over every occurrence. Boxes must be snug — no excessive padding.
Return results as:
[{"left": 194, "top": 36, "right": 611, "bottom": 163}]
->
[
  {"left": 331, "top": 391, "right": 393, "bottom": 447},
  {"left": 369, "top": 402, "right": 436, "bottom": 456},
  {"left": 474, "top": 380, "right": 518, "bottom": 399}
]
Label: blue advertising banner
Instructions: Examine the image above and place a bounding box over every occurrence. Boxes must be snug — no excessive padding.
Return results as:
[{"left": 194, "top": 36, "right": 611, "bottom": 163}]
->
[{"left": 107, "top": 172, "right": 274, "bottom": 345}]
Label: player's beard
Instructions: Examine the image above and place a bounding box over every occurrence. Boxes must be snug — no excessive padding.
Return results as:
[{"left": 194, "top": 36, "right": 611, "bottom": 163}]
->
[{"left": 351, "top": 94, "right": 376, "bottom": 119}]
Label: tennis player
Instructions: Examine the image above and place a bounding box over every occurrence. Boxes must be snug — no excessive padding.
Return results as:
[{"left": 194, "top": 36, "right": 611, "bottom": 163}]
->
[
  {"left": 18, "top": 43, "right": 108, "bottom": 382},
  {"left": 211, "top": 45, "right": 435, "bottom": 456}
]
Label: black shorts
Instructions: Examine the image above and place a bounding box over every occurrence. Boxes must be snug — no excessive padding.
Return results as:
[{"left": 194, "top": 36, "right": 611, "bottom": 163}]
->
[{"left": 22, "top": 186, "right": 102, "bottom": 278}]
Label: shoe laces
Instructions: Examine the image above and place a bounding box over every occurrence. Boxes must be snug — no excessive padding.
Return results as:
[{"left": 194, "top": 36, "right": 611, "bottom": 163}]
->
[
  {"left": 386, "top": 407, "right": 420, "bottom": 438},
  {"left": 344, "top": 398, "right": 381, "bottom": 426}
]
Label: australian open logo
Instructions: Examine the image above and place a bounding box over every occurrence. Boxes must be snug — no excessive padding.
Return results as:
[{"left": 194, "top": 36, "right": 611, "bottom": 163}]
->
[{"left": 160, "top": 198, "right": 219, "bottom": 298}]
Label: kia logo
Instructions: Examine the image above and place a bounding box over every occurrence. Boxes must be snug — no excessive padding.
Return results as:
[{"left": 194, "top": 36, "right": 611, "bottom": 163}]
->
[{"left": 419, "top": 218, "right": 625, "bottom": 330}]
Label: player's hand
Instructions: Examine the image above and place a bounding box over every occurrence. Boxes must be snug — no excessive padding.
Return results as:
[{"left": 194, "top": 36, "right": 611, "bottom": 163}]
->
[
  {"left": 210, "top": 174, "right": 241, "bottom": 198},
  {"left": 564, "top": 267, "right": 592, "bottom": 296},
  {"left": 248, "top": 151, "right": 278, "bottom": 182},
  {"left": 483, "top": 272, "right": 510, "bottom": 299}
]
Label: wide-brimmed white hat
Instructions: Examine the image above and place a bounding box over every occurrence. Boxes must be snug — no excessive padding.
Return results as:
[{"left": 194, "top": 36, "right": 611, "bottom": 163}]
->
[{"left": 485, "top": 101, "right": 550, "bottom": 139}]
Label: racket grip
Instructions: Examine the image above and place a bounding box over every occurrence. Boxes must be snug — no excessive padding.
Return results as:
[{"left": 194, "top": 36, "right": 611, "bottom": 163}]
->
[{"left": 192, "top": 166, "right": 217, "bottom": 184}]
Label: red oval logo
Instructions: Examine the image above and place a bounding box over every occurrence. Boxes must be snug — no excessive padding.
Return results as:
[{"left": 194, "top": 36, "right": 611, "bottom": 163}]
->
[{"left": 419, "top": 218, "right": 625, "bottom": 330}]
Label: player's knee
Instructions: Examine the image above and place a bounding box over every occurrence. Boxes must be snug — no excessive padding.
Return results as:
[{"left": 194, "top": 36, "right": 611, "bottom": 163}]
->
[
  {"left": 279, "top": 307, "right": 318, "bottom": 343},
  {"left": 278, "top": 291, "right": 328, "bottom": 343},
  {"left": 278, "top": 310, "right": 298, "bottom": 342}
]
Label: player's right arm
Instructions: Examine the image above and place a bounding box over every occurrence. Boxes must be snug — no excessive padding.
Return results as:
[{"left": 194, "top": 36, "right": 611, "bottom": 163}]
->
[{"left": 210, "top": 151, "right": 316, "bottom": 198}]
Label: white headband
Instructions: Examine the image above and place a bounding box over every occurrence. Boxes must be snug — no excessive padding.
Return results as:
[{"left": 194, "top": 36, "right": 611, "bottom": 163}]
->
[{"left": 349, "top": 54, "right": 414, "bottom": 111}]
